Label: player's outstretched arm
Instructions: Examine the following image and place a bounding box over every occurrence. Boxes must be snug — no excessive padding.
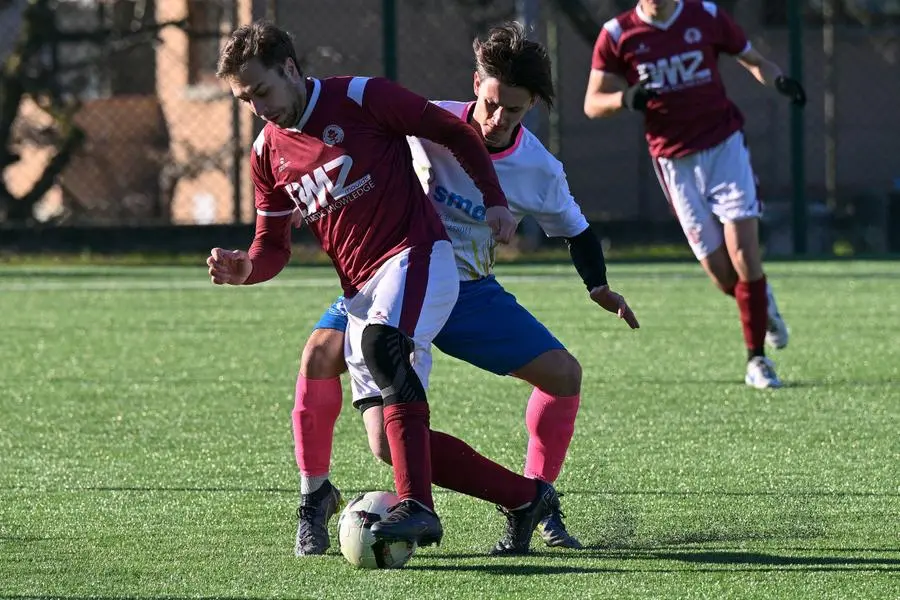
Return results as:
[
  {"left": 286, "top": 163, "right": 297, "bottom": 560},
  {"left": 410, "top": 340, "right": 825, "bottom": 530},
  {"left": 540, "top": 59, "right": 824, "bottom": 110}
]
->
[
  {"left": 565, "top": 226, "right": 638, "bottom": 329},
  {"left": 737, "top": 48, "right": 806, "bottom": 107},
  {"left": 590, "top": 285, "right": 640, "bottom": 330}
]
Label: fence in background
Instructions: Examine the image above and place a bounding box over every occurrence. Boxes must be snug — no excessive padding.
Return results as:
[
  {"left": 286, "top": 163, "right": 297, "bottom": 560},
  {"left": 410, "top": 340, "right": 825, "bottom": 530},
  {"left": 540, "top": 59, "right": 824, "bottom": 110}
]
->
[{"left": 1, "top": 0, "right": 899, "bottom": 254}]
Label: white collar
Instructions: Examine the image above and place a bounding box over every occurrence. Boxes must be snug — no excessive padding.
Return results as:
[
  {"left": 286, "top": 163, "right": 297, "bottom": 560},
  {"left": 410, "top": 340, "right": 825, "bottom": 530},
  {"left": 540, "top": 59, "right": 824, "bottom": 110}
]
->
[
  {"left": 636, "top": 1, "right": 684, "bottom": 31},
  {"left": 287, "top": 78, "right": 321, "bottom": 133}
]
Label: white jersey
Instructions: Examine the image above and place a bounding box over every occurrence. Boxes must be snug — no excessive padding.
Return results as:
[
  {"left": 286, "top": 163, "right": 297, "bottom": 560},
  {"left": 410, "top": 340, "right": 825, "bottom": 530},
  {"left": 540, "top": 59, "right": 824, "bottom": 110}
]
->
[{"left": 408, "top": 100, "right": 589, "bottom": 281}]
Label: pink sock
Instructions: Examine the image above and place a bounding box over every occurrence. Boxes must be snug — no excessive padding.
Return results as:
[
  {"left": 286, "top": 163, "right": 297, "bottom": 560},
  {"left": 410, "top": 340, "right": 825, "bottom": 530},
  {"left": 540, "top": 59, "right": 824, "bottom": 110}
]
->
[
  {"left": 292, "top": 375, "right": 343, "bottom": 477},
  {"left": 523, "top": 388, "right": 580, "bottom": 482}
]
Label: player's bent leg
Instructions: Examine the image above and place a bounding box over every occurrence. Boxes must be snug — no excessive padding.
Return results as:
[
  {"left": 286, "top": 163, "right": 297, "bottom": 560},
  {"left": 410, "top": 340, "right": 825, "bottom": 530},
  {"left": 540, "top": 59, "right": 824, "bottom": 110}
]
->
[
  {"left": 359, "top": 323, "right": 443, "bottom": 547},
  {"left": 355, "top": 398, "right": 561, "bottom": 555},
  {"left": 511, "top": 350, "right": 583, "bottom": 549},
  {"left": 724, "top": 218, "right": 783, "bottom": 389},
  {"left": 513, "top": 350, "right": 581, "bottom": 483},
  {"left": 293, "top": 321, "right": 348, "bottom": 556},
  {"left": 699, "top": 244, "right": 739, "bottom": 297}
]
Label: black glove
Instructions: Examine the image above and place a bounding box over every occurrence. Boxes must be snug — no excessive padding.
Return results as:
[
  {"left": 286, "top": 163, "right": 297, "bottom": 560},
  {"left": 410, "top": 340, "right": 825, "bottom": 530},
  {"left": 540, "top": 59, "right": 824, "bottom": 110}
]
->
[
  {"left": 775, "top": 75, "right": 806, "bottom": 107},
  {"left": 622, "top": 81, "right": 658, "bottom": 112}
]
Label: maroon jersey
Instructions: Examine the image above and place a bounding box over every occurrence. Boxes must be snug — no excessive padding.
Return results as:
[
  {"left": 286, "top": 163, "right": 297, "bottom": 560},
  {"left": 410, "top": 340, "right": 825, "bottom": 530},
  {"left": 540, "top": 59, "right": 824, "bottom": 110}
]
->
[
  {"left": 247, "top": 76, "right": 507, "bottom": 296},
  {"left": 592, "top": 0, "right": 749, "bottom": 158}
]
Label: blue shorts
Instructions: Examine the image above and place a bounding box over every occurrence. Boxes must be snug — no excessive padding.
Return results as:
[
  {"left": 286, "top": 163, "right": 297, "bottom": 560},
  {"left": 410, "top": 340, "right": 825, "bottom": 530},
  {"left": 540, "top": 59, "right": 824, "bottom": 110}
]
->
[
  {"left": 313, "top": 276, "right": 564, "bottom": 376},
  {"left": 313, "top": 296, "right": 349, "bottom": 332},
  {"left": 433, "top": 275, "right": 564, "bottom": 375}
]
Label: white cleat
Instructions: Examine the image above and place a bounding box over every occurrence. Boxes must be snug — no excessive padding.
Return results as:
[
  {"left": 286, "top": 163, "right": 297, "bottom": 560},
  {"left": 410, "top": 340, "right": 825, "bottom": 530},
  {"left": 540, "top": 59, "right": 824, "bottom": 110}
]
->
[
  {"left": 765, "top": 283, "right": 789, "bottom": 350},
  {"left": 745, "top": 356, "right": 783, "bottom": 389}
]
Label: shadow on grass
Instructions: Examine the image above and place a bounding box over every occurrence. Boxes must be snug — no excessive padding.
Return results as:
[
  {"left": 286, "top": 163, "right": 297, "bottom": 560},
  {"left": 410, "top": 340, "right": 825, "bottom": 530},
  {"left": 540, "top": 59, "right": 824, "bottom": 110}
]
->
[
  {"left": 4, "top": 487, "right": 897, "bottom": 499},
  {"left": 408, "top": 548, "right": 900, "bottom": 575}
]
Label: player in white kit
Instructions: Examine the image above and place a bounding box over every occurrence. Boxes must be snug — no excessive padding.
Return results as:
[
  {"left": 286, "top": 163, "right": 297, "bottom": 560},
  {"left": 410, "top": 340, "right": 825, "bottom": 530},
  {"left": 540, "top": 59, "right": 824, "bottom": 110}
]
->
[
  {"left": 293, "top": 22, "right": 639, "bottom": 556},
  {"left": 584, "top": 0, "right": 807, "bottom": 389}
]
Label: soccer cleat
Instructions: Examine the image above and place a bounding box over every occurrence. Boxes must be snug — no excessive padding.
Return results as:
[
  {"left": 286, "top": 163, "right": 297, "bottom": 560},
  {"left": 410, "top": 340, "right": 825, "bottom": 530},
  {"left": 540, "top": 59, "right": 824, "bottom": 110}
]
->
[
  {"left": 745, "top": 356, "right": 783, "bottom": 389},
  {"left": 765, "top": 284, "right": 789, "bottom": 350},
  {"left": 370, "top": 499, "right": 443, "bottom": 547},
  {"left": 490, "top": 480, "right": 561, "bottom": 555},
  {"left": 295, "top": 479, "right": 344, "bottom": 556},
  {"left": 537, "top": 501, "right": 583, "bottom": 549}
]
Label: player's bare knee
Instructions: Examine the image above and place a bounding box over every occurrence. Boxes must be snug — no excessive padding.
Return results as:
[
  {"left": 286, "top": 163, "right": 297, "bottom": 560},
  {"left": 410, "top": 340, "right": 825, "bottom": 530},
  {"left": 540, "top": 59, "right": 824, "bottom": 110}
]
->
[
  {"left": 729, "top": 247, "right": 764, "bottom": 282},
  {"left": 557, "top": 352, "right": 582, "bottom": 396},
  {"left": 300, "top": 329, "right": 347, "bottom": 379},
  {"left": 526, "top": 350, "right": 581, "bottom": 397}
]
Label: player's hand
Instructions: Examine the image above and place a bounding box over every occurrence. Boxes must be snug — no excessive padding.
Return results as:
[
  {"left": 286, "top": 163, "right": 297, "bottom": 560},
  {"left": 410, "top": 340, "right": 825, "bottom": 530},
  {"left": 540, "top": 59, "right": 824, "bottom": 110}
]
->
[
  {"left": 486, "top": 206, "right": 517, "bottom": 244},
  {"left": 775, "top": 75, "right": 806, "bottom": 107},
  {"left": 207, "top": 247, "right": 252, "bottom": 285},
  {"left": 589, "top": 285, "right": 640, "bottom": 329},
  {"left": 622, "top": 81, "right": 658, "bottom": 112}
]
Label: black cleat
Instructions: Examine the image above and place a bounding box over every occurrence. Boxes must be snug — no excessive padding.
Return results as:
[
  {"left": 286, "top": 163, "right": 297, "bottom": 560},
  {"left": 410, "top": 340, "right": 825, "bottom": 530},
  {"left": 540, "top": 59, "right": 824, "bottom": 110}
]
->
[
  {"left": 537, "top": 499, "right": 583, "bottom": 549},
  {"left": 370, "top": 499, "right": 443, "bottom": 547},
  {"left": 490, "top": 480, "right": 560, "bottom": 555},
  {"left": 295, "top": 480, "right": 344, "bottom": 556}
]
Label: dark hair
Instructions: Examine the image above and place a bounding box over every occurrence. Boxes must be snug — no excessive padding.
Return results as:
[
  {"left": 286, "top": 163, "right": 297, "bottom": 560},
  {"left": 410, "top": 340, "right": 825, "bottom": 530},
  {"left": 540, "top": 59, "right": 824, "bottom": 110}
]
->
[
  {"left": 473, "top": 21, "right": 554, "bottom": 108},
  {"left": 216, "top": 20, "right": 300, "bottom": 79}
]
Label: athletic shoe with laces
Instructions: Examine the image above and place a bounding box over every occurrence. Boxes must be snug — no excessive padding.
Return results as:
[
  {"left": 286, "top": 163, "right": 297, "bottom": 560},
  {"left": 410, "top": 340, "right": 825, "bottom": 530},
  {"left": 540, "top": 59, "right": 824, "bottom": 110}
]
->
[
  {"left": 537, "top": 496, "right": 583, "bottom": 549},
  {"left": 294, "top": 479, "right": 343, "bottom": 556},
  {"left": 745, "top": 355, "right": 783, "bottom": 389},
  {"left": 369, "top": 499, "right": 443, "bottom": 547},
  {"left": 490, "top": 480, "right": 561, "bottom": 555}
]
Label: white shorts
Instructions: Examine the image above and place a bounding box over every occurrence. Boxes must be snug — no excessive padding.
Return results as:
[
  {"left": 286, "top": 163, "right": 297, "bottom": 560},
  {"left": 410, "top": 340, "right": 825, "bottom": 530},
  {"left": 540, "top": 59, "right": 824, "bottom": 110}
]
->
[
  {"left": 343, "top": 240, "right": 458, "bottom": 402},
  {"left": 653, "top": 131, "right": 761, "bottom": 260}
]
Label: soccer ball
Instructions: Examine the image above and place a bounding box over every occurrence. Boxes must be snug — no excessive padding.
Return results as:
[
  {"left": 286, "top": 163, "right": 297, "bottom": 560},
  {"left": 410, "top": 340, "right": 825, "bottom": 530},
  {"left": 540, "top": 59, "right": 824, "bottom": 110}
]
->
[{"left": 337, "top": 491, "right": 417, "bottom": 569}]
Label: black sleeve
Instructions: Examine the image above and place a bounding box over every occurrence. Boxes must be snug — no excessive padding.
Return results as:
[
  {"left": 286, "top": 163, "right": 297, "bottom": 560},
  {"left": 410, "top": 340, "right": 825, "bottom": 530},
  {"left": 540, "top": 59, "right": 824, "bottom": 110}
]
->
[{"left": 565, "top": 226, "right": 608, "bottom": 290}]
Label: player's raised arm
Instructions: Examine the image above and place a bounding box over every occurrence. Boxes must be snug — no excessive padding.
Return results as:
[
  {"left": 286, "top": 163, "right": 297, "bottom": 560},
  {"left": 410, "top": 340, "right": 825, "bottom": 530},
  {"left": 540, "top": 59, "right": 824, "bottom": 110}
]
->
[
  {"left": 532, "top": 166, "right": 638, "bottom": 329},
  {"left": 359, "top": 77, "right": 516, "bottom": 241}
]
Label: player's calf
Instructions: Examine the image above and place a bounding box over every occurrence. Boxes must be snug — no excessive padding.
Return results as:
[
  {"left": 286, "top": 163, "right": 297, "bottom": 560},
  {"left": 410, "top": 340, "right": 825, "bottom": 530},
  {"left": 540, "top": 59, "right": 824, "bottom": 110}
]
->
[{"left": 360, "top": 324, "right": 440, "bottom": 545}]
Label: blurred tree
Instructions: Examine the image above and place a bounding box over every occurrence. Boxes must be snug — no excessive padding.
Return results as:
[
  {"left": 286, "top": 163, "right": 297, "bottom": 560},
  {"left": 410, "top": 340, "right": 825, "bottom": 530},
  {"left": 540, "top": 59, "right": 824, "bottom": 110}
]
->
[{"left": 0, "top": 0, "right": 185, "bottom": 224}]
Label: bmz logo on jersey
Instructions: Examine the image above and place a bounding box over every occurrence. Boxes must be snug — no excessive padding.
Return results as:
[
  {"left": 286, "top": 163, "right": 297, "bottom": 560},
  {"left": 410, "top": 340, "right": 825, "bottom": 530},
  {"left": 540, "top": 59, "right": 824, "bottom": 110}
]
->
[
  {"left": 322, "top": 124, "right": 344, "bottom": 145},
  {"left": 637, "top": 50, "right": 711, "bottom": 90},
  {"left": 283, "top": 155, "right": 374, "bottom": 222}
]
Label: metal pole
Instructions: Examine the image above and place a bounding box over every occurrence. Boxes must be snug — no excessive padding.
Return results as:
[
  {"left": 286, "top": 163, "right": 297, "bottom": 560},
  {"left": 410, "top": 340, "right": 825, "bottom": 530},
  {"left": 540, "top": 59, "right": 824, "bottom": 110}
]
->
[
  {"left": 788, "top": 0, "right": 806, "bottom": 254},
  {"left": 823, "top": 0, "right": 837, "bottom": 212},
  {"left": 382, "top": 0, "right": 397, "bottom": 80},
  {"left": 231, "top": 0, "right": 242, "bottom": 223},
  {"left": 546, "top": 2, "right": 561, "bottom": 157},
  {"left": 517, "top": 0, "right": 541, "bottom": 135}
]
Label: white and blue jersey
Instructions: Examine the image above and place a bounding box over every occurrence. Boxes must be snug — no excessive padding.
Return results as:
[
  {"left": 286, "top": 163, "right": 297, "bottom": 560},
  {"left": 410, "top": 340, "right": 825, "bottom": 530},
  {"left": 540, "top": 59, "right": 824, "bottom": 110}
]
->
[{"left": 314, "top": 100, "right": 590, "bottom": 376}]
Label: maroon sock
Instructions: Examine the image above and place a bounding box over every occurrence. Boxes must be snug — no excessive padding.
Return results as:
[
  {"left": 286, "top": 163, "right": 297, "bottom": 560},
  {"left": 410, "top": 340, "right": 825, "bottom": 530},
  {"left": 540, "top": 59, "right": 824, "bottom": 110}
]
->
[
  {"left": 429, "top": 430, "right": 536, "bottom": 510},
  {"left": 383, "top": 403, "right": 434, "bottom": 510},
  {"left": 735, "top": 276, "right": 768, "bottom": 355}
]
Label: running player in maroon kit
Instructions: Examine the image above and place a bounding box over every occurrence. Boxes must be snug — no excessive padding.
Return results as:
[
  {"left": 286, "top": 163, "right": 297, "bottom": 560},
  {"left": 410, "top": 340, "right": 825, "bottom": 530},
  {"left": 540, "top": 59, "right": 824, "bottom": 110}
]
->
[
  {"left": 584, "top": 0, "right": 806, "bottom": 389},
  {"left": 206, "top": 21, "right": 560, "bottom": 550}
]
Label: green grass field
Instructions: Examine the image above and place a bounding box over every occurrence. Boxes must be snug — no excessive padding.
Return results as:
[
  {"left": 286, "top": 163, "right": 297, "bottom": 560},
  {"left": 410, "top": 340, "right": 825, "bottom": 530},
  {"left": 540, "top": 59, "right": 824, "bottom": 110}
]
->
[{"left": 1, "top": 261, "right": 898, "bottom": 600}]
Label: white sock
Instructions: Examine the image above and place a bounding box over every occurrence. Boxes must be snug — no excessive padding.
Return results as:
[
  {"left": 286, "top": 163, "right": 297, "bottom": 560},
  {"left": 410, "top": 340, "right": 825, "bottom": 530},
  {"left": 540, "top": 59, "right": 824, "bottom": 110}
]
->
[{"left": 300, "top": 474, "right": 329, "bottom": 495}]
